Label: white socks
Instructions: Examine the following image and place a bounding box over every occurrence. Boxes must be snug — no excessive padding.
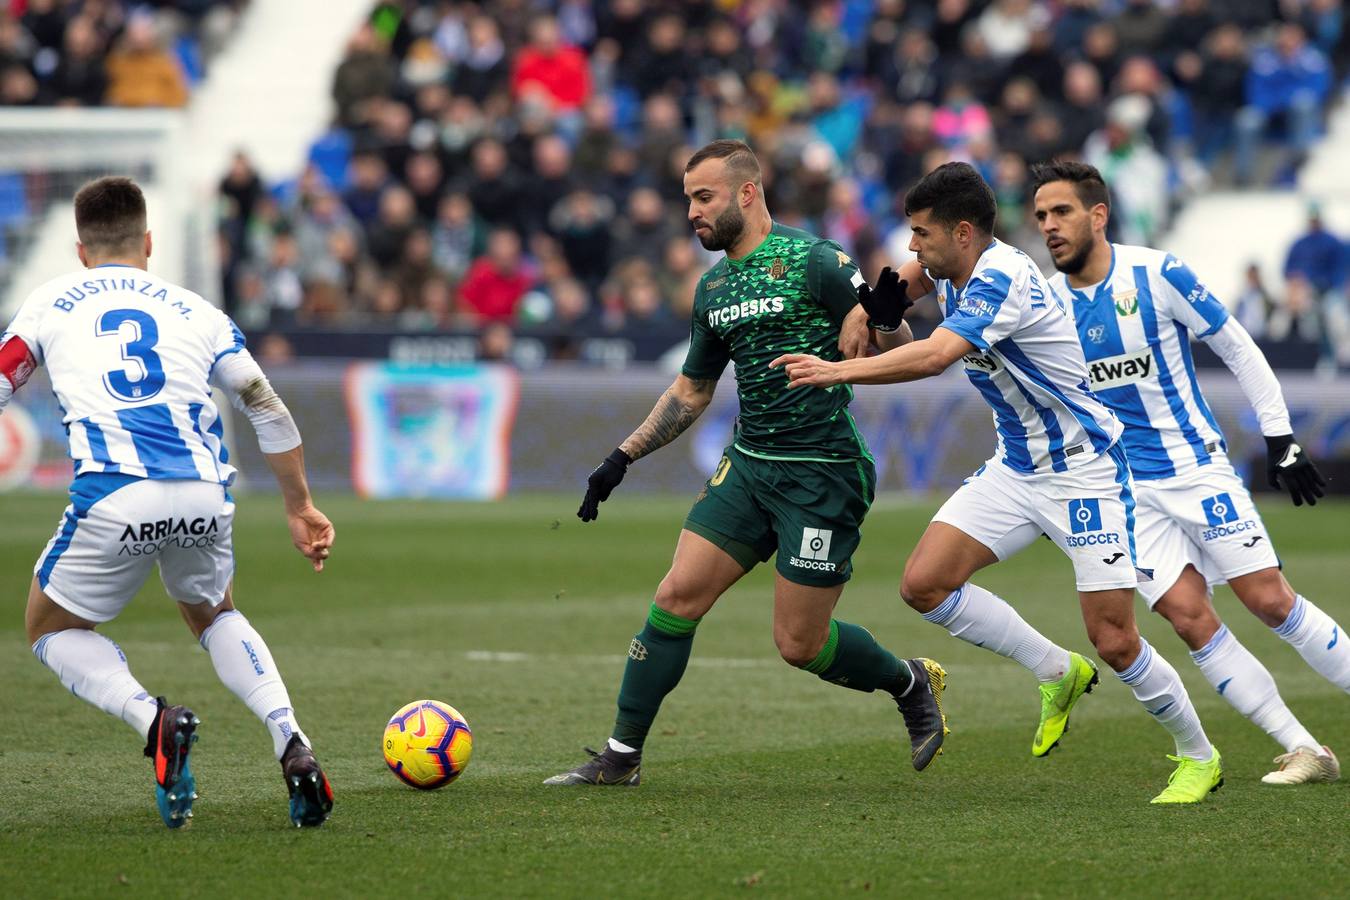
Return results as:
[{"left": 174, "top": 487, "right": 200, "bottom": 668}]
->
[
  {"left": 1191, "top": 625, "right": 1319, "bottom": 753},
  {"left": 1274, "top": 595, "right": 1350, "bottom": 692},
  {"left": 1118, "top": 639, "right": 1213, "bottom": 761},
  {"left": 922, "top": 584, "right": 1071, "bottom": 682},
  {"left": 199, "top": 610, "right": 306, "bottom": 759},
  {"left": 33, "top": 629, "right": 160, "bottom": 738}
]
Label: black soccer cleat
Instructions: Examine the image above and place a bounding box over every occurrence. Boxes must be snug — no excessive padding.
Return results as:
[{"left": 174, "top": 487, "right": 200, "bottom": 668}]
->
[
  {"left": 144, "top": 697, "right": 200, "bottom": 828},
  {"left": 894, "top": 658, "right": 950, "bottom": 772},
  {"left": 542, "top": 746, "right": 641, "bottom": 786},
  {"left": 281, "top": 734, "right": 334, "bottom": 828}
]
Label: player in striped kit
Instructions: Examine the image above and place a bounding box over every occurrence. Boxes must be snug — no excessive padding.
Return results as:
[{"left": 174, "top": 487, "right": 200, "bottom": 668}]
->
[
  {"left": 0, "top": 177, "right": 336, "bottom": 826},
  {"left": 1033, "top": 161, "right": 1343, "bottom": 785},
  {"left": 774, "top": 162, "right": 1222, "bottom": 803}
]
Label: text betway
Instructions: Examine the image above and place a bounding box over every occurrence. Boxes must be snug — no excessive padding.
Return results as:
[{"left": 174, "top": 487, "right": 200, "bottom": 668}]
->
[
  {"left": 1088, "top": 349, "right": 1153, "bottom": 390},
  {"left": 708, "top": 297, "right": 785, "bottom": 328}
]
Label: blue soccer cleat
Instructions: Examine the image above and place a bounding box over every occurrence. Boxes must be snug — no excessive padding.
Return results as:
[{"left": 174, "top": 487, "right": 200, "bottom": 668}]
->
[{"left": 145, "top": 698, "right": 199, "bottom": 829}]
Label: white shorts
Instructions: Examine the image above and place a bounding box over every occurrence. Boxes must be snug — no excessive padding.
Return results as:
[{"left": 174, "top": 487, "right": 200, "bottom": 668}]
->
[
  {"left": 35, "top": 475, "right": 235, "bottom": 623},
  {"left": 1133, "top": 457, "right": 1280, "bottom": 606},
  {"left": 933, "top": 443, "right": 1138, "bottom": 592}
]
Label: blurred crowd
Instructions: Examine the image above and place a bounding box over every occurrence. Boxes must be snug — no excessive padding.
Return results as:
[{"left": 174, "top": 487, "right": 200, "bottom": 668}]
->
[
  {"left": 0, "top": 1, "right": 246, "bottom": 108},
  {"left": 200, "top": 0, "right": 1343, "bottom": 355},
  {"left": 1237, "top": 204, "right": 1350, "bottom": 373}
]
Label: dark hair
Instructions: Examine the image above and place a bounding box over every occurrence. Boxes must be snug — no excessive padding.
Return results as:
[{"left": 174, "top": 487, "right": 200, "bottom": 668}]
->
[
  {"left": 1029, "top": 160, "right": 1111, "bottom": 212},
  {"left": 74, "top": 176, "right": 147, "bottom": 253},
  {"left": 684, "top": 139, "right": 762, "bottom": 189},
  {"left": 904, "top": 162, "right": 996, "bottom": 235}
]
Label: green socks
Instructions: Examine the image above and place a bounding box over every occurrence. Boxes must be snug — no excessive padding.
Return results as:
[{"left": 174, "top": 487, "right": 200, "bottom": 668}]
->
[
  {"left": 612, "top": 603, "right": 700, "bottom": 752},
  {"left": 804, "top": 620, "right": 913, "bottom": 695}
]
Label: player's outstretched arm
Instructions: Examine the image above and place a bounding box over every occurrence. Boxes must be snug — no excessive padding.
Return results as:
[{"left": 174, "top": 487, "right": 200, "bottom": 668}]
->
[
  {"left": 213, "top": 348, "right": 334, "bottom": 569},
  {"left": 577, "top": 374, "right": 718, "bottom": 522},
  {"left": 771, "top": 327, "right": 972, "bottom": 388}
]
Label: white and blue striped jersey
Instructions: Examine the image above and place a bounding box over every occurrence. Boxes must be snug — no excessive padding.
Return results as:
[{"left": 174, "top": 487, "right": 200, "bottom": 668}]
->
[
  {"left": 1, "top": 265, "right": 242, "bottom": 484},
  {"left": 934, "top": 239, "right": 1121, "bottom": 475},
  {"left": 1048, "top": 244, "right": 1229, "bottom": 482}
]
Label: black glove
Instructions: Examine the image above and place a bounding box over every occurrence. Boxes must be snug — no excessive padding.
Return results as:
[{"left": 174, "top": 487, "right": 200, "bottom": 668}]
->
[
  {"left": 858, "top": 266, "right": 913, "bottom": 332},
  {"left": 1265, "top": 434, "right": 1326, "bottom": 507},
  {"left": 578, "top": 448, "right": 632, "bottom": 521}
]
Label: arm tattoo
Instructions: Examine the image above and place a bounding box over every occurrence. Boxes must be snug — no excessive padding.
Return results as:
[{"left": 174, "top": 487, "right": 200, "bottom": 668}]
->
[{"left": 621, "top": 379, "right": 715, "bottom": 461}]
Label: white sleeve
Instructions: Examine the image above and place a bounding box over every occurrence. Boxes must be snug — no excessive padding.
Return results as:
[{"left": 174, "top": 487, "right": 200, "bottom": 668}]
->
[
  {"left": 1200, "top": 318, "right": 1291, "bottom": 437},
  {"left": 210, "top": 349, "right": 303, "bottom": 453}
]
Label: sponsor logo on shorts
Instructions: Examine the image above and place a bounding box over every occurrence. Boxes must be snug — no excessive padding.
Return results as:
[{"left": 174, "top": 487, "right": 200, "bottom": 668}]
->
[
  {"left": 788, "top": 556, "right": 838, "bottom": 573},
  {"left": 1201, "top": 493, "right": 1238, "bottom": 526},
  {"left": 1200, "top": 492, "right": 1259, "bottom": 542},
  {"left": 1242, "top": 536, "right": 1264, "bottom": 548},
  {"left": 1065, "top": 498, "right": 1122, "bottom": 548},
  {"left": 117, "top": 516, "right": 219, "bottom": 556},
  {"left": 1069, "top": 499, "right": 1103, "bottom": 533},
  {"left": 799, "top": 528, "right": 833, "bottom": 560}
]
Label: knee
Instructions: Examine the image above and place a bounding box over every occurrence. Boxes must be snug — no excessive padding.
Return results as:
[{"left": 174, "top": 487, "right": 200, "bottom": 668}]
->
[
  {"left": 1092, "top": 626, "right": 1141, "bottom": 672},
  {"left": 1235, "top": 572, "right": 1296, "bottom": 628},
  {"left": 900, "top": 565, "right": 951, "bottom": 613},
  {"left": 776, "top": 628, "right": 826, "bottom": 669},
  {"left": 653, "top": 574, "right": 713, "bottom": 622},
  {"left": 1157, "top": 599, "right": 1222, "bottom": 652}
]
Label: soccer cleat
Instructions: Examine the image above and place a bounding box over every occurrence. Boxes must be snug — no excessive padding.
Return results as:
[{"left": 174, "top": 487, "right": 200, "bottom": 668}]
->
[
  {"left": 1032, "top": 652, "right": 1099, "bottom": 757},
  {"left": 281, "top": 734, "right": 334, "bottom": 827},
  {"left": 144, "top": 697, "right": 199, "bottom": 829},
  {"left": 894, "top": 658, "right": 949, "bottom": 771},
  {"left": 1150, "top": 748, "right": 1224, "bottom": 804},
  {"left": 1261, "top": 745, "right": 1340, "bottom": 785},
  {"left": 542, "top": 746, "right": 641, "bottom": 786}
]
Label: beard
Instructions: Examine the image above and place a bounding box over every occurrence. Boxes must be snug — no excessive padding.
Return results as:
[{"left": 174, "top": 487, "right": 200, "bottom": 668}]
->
[
  {"left": 695, "top": 204, "right": 745, "bottom": 251},
  {"left": 1052, "top": 233, "right": 1094, "bottom": 276}
]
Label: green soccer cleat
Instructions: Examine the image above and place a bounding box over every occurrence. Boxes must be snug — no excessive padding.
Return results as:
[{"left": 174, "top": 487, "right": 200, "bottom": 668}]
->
[
  {"left": 1032, "top": 652, "right": 1099, "bottom": 757},
  {"left": 1151, "top": 748, "right": 1224, "bottom": 804}
]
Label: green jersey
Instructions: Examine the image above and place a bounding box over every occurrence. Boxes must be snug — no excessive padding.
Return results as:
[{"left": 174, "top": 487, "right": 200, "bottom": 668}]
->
[{"left": 681, "top": 223, "right": 871, "bottom": 462}]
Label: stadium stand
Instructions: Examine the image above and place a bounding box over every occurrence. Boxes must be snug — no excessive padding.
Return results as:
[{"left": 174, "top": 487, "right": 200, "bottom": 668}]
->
[{"left": 2, "top": 1, "right": 1347, "bottom": 370}]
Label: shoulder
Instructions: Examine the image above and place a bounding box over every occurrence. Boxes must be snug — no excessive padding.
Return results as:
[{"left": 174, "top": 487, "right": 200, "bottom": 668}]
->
[
  {"left": 1114, "top": 243, "right": 1166, "bottom": 267},
  {"left": 695, "top": 260, "right": 729, "bottom": 304},
  {"left": 770, "top": 222, "right": 821, "bottom": 246}
]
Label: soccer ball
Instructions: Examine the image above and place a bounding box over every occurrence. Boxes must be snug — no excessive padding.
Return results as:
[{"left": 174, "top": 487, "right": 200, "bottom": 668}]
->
[{"left": 383, "top": 700, "right": 473, "bottom": 790}]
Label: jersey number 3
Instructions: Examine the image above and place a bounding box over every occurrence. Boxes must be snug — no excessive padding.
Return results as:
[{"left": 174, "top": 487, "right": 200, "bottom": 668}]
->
[{"left": 97, "top": 308, "right": 165, "bottom": 402}]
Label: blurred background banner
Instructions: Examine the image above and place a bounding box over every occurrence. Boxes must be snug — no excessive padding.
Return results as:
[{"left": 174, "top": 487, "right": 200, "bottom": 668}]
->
[
  {"left": 13, "top": 362, "right": 1350, "bottom": 499},
  {"left": 346, "top": 362, "right": 517, "bottom": 499}
]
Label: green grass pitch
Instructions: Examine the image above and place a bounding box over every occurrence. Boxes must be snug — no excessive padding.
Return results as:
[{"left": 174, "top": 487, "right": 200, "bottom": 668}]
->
[{"left": 1, "top": 491, "right": 1347, "bottom": 898}]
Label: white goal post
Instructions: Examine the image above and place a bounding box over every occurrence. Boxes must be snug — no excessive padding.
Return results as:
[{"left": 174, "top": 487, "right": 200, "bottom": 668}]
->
[{"left": 0, "top": 107, "right": 217, "bottom": 320}]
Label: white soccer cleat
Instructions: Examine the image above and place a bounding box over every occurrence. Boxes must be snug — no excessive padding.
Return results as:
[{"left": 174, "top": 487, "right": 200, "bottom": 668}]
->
[{"left": 1260, "top": 746, "right": 1340, "bottom": 785}]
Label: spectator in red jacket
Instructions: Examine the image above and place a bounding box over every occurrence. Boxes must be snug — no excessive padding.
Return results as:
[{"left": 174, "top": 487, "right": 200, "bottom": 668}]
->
[
  {"left": 511, "top": 15, "right": 590, "bottom": 113},
  {"left": 459, "top": 228, "right": 535, "bottom": 323}
]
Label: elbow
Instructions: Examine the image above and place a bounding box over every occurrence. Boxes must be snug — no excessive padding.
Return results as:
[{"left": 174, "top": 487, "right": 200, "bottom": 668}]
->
[{"left": 919, "top": 352, "right": 952, "bottom": 378}]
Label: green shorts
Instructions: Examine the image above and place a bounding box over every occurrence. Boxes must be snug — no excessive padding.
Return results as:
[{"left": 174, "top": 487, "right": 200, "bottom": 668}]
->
[{"left": 683, "top": 445, "right": 876, "bottom": 587}]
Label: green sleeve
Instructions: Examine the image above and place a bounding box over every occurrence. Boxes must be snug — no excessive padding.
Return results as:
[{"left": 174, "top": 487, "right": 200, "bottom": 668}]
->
[
  {"left": 807, "top": 240, "right": 865, "bottom": 324},
  {"left": 680, "top": 284, "right": 731, "bottom": 380}
]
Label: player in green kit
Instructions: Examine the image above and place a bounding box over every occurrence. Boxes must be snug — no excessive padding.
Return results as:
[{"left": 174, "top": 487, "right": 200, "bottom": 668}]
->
[{"left": 545, "top": 140, "right": 948, "bottom": 786}]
